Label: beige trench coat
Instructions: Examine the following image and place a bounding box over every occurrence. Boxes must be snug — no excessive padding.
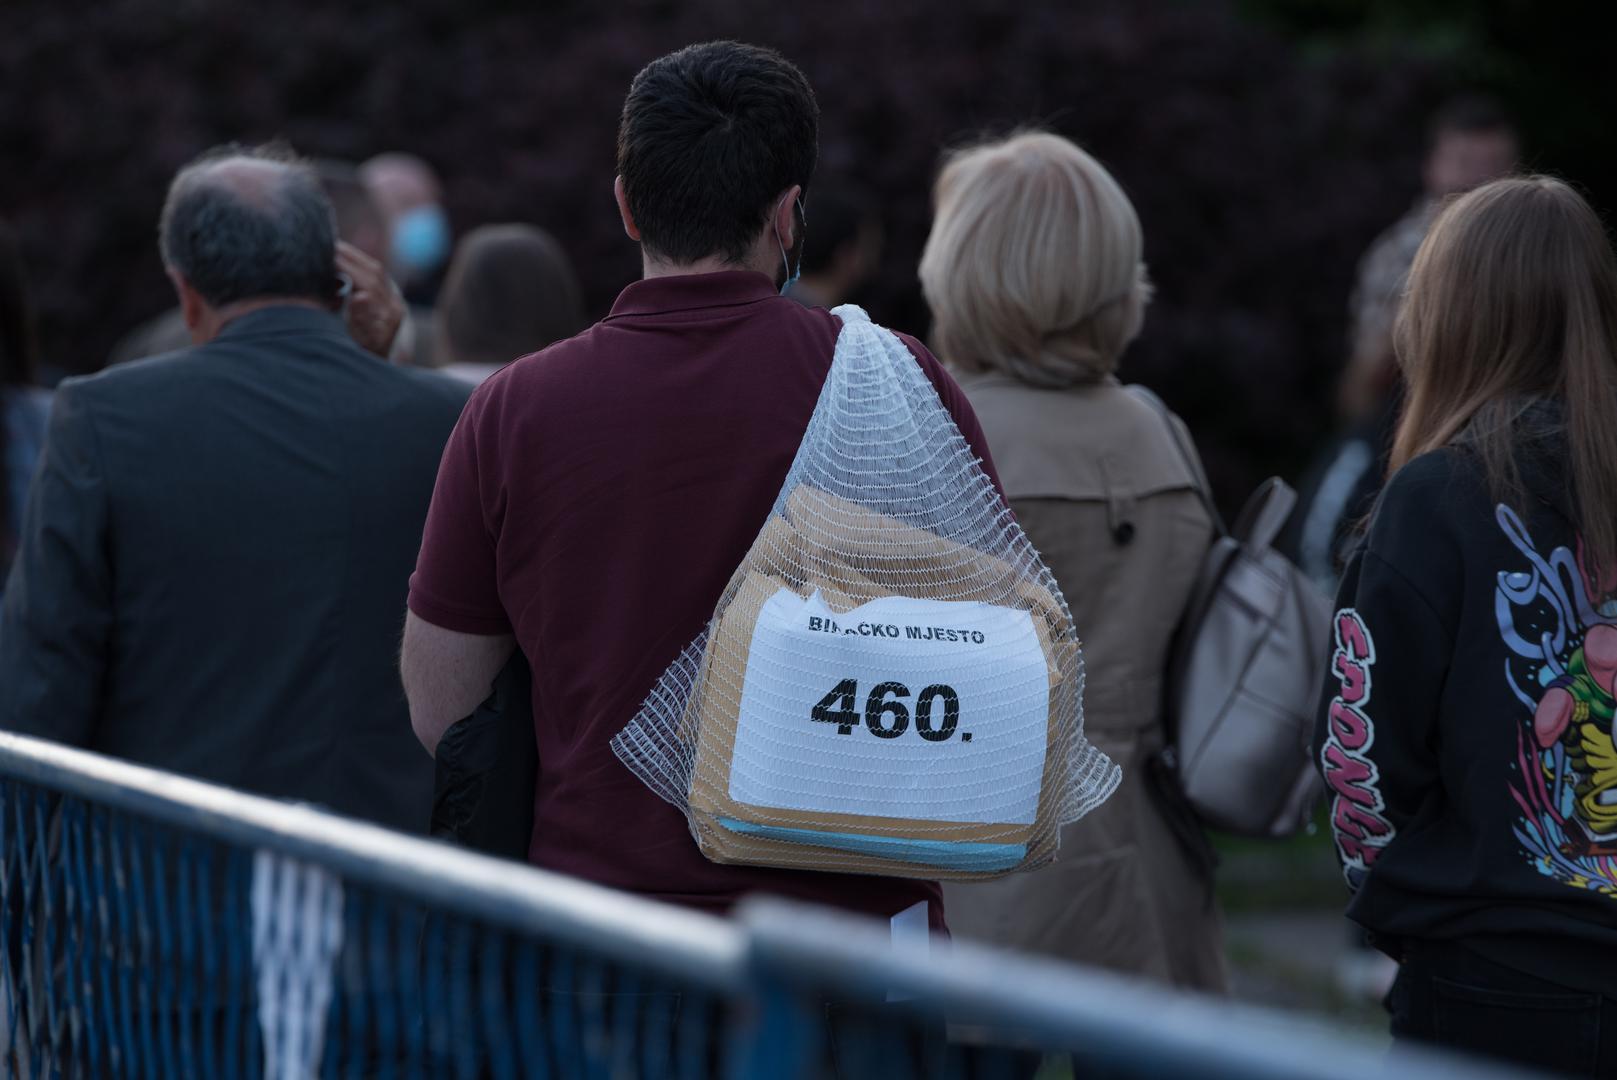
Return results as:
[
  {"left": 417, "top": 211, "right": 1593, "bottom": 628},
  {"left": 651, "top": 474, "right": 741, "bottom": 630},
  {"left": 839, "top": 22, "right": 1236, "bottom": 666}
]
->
[{"left": 943, "top": 372, "right": 1228, "bottom": 992}]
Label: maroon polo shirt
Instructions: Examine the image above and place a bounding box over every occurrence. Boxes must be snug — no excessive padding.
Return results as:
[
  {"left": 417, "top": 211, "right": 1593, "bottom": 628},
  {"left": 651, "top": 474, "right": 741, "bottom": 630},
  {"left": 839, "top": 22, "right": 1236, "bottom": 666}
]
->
[{"left": 408, "top": 270, "right": 1002, "bottom": 929}]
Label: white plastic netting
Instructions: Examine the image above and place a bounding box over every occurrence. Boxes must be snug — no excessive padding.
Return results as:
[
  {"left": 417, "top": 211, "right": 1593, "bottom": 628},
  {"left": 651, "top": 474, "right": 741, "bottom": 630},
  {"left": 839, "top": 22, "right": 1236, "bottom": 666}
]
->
[{"left": 611, "top": 306, "right": 1119, "bottom": 879}]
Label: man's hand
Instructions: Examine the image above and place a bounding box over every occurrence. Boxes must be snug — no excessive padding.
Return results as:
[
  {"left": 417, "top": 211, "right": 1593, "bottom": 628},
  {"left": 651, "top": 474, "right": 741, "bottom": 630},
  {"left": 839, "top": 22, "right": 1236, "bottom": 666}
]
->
[{"left": 337, "top": 241, "right": 407, "bottom": 360}]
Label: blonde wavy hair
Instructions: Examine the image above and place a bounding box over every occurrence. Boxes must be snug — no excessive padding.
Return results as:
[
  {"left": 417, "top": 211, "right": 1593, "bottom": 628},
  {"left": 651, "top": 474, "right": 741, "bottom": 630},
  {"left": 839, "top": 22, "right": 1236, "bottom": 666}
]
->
[{"left": 919, "top": 131, "right": 1151, "bottom": 387}]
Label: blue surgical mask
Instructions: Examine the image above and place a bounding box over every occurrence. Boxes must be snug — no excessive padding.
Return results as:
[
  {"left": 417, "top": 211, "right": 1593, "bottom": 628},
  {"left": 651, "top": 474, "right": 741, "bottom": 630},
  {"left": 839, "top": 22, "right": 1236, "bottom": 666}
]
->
[{"left": 392, "top": 204, "right": 451, "bottom": 277}]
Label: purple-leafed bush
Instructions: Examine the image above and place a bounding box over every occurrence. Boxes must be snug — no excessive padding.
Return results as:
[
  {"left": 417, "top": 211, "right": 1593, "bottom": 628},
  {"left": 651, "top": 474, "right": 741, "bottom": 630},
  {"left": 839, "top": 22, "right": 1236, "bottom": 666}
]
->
[{"left": 0, "top": 0, "right": 1442, "bottom": 506}]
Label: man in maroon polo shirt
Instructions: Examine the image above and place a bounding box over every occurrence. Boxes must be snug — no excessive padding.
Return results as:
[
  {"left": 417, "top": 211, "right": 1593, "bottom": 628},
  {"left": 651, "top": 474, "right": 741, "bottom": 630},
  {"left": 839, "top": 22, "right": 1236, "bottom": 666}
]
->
[{"left": 400, "top": 41, "right": 1000, "bottom": 930}]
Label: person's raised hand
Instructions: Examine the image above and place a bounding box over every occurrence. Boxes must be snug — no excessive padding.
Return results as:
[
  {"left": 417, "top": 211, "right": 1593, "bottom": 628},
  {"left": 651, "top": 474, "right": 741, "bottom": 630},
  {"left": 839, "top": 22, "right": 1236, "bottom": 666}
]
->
[{"left": 336, "top": 241, "right": 406, "bottom": 361}]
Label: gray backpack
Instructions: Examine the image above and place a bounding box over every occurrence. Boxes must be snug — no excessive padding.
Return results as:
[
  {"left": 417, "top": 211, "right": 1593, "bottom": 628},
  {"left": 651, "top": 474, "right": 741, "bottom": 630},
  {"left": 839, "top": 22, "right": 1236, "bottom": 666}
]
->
[{"left": 1131, "top": 388, "right": 1331, "bottom": 839}]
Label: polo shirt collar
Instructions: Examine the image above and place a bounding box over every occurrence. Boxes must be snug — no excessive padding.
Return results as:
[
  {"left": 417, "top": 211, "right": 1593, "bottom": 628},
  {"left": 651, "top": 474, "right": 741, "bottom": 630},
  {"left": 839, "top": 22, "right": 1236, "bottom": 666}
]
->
[{"left": 607, "top": 270, "right": 778, "bottom": 319}]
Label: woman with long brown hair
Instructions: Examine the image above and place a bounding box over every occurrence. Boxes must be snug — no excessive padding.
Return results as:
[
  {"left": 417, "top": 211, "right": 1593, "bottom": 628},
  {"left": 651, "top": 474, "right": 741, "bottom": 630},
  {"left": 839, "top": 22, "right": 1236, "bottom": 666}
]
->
[{"left": 1317, "top": 176, "right": 1617, "bottom": 1075}]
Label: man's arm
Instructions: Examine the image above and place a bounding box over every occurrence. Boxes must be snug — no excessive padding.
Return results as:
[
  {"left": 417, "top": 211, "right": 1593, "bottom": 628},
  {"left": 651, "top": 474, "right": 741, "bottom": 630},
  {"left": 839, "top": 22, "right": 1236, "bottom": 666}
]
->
[
  {"left": 400, "top": 612, "right": 515, "bottom": 757},
  {"left": 403, "top": 371, "right": 516, "bottom": 755},
  {"left": 0, "top": 382, "right": 111, "bottom": 743}
]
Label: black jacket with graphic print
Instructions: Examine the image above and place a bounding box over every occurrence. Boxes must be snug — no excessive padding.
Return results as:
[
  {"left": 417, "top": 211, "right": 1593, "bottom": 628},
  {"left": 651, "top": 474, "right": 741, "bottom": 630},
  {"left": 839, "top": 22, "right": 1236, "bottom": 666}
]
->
[{"left": 1317, "top": 432, "right": 1617, "bottom": 995}]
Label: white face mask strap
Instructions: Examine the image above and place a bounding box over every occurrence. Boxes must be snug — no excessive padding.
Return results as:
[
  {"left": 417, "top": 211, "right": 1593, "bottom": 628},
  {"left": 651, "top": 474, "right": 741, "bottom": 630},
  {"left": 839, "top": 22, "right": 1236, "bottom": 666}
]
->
[{"left": 776, "top": 192, "right": 805, "bottom": 295}]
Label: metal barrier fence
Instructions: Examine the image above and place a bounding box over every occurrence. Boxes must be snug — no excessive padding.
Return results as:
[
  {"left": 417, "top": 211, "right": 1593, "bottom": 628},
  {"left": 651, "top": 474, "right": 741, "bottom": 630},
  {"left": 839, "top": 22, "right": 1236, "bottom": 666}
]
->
[{"left": 0, "top": 732, "right": 1530, "bottom": 1079}]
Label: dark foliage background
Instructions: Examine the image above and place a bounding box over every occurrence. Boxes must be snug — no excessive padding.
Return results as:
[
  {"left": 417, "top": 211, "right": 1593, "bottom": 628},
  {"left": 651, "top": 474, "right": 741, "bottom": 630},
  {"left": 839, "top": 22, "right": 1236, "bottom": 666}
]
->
[{"left": 4, "top": 0, "right": 1598, "bottom": 508}]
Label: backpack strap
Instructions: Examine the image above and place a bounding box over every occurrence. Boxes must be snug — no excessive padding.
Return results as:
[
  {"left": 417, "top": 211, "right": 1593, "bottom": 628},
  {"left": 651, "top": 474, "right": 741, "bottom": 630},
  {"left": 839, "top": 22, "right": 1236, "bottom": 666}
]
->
[{"left": 1231, "top": 477, "right": 1298, "bottom": 550}]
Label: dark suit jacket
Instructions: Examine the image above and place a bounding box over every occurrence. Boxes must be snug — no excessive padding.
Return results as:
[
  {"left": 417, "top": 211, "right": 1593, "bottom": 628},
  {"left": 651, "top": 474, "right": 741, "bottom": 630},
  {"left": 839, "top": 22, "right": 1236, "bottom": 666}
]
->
[{"left": 0, "top": 305, "right": 470, "bottom": 833}]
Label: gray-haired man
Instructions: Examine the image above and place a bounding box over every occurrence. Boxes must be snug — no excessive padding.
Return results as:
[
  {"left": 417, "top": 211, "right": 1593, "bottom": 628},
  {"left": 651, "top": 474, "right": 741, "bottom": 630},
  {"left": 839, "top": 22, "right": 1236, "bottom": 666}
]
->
[{"left": 0, "top": 144, "right": 469, "bottom": 831}]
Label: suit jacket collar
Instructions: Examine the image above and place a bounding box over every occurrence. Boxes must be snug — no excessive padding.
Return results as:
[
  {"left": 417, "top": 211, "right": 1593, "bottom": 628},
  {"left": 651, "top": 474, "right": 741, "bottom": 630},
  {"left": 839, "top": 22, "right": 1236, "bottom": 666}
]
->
[{"left": 213, "top": 304, "right": 350, "bottom": 344}]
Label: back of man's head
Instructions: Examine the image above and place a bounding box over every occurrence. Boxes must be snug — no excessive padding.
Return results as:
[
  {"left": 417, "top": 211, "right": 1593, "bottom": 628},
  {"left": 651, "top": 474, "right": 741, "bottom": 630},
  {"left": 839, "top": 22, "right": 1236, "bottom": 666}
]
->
[
  {"left": 1424, "top": 94, "right": 1518, "bottom": 198},
  {"left": 1428, "top": 94, "right": 1515, "bottom": 147},
  {"left": 616, "top": 41, "right": 819, "bottom": 266},
  {"left": 159, "top": 144, "right": 337, "bottom": 309}
]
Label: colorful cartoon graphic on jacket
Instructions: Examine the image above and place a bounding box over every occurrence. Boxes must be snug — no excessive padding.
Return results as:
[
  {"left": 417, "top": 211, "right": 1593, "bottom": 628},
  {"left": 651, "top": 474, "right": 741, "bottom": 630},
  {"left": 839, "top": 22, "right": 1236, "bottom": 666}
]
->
[{"left": 1499, "top": 504, "right": 1617, "bottom": 894}]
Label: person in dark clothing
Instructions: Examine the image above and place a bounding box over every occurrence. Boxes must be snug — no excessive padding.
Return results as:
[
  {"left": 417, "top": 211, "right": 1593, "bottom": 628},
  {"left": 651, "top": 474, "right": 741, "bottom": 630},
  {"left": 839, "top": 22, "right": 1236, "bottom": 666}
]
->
[
  {"left": 1288, "top": 398, "right": 1398, "bottom": 599},
  {"left": 108, "top": 158, "right": 424, "bottom": 368},
  {"left": 0, "top": 221, "right": 50, "bottom": 601},
  {"left": 1285, "top": 97, "right": 1517, "bottom": 595},
  {"left": 1316, "top": 176, "right": 1617, "bottom": 1076},
  {"left": 0, "top": 144, "right": 469, "bottom": 833}
]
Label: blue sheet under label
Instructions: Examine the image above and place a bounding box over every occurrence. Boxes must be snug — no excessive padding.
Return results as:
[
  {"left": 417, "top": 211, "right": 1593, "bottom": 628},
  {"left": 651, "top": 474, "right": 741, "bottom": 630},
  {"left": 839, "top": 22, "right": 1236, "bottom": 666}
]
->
[{"left": 715, "top": 816, "right": 1027, "bottom": 872}]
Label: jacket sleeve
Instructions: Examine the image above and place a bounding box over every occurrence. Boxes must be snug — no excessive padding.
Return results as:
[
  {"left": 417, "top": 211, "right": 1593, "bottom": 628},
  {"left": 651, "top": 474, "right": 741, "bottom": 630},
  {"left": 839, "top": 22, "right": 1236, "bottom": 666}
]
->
[
  {"left": 0, "top": 381, "right": 111, "bottom": 745},
  {"left": 1316, "top": 535, "right": 1452, "bottom": 891}
]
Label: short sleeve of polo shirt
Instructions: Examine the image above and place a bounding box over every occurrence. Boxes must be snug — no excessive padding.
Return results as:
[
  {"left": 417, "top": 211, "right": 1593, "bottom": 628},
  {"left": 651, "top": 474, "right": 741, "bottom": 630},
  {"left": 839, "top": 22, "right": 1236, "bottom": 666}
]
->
[{"left": 407, "top": 386, "right": 511, "bottom": 635}]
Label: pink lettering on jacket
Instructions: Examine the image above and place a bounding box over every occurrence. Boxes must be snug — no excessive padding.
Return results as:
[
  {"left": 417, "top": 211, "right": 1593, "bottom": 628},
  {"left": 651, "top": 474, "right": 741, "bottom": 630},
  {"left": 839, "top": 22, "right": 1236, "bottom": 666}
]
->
[{"left": 1321, "top": 609, "right": 1395, "bottom": 887}]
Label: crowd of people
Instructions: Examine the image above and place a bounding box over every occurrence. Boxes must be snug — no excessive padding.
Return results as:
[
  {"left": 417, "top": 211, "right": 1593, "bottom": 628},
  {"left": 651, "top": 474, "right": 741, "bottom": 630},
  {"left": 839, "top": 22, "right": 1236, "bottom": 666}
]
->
[{"left": 1, "top": 38, "right": 1614, "bottom": 1076}]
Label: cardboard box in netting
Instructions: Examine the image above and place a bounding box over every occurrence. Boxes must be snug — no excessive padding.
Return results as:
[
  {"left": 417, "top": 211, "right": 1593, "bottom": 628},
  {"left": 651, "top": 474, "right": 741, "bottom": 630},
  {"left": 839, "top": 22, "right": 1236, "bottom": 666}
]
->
[{"left": 681, "top": 487, "right": 1082, "bottom": 880}]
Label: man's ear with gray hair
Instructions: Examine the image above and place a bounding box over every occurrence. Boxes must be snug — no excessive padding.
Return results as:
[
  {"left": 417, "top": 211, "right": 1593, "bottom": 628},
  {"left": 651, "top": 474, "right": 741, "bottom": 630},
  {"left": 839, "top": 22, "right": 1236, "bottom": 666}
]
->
[{"left": 168, "top": 268, "right": 210, "bottom": 345}]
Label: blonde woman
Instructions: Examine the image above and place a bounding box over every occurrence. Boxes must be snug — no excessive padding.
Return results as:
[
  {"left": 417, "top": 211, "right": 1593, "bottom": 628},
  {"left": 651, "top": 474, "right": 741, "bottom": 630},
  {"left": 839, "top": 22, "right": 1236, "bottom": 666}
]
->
[
  {"left": 924, "top": 132, "right": 1225, "bottom": 990},
  {"left": 1316, "top": 177, "right": 1617, "bottom": 1074}
]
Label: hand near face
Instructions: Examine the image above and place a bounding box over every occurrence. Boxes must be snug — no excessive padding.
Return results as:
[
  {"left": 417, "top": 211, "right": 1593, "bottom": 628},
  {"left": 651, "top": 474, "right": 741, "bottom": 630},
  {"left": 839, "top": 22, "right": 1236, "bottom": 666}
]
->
[{"left": 336, "top": 240, "right": 406, "bottom": 361}]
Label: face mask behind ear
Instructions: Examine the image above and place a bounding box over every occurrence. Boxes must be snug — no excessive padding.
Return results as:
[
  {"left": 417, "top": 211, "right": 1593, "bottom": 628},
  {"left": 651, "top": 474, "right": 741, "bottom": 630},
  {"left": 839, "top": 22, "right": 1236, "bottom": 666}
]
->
[{"left": 776, "top": 195, "right": 807, "bottom": 295}]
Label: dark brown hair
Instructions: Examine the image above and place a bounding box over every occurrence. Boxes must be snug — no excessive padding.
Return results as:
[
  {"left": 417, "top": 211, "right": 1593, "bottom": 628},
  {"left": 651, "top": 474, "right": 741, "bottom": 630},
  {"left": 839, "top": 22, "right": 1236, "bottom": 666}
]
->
[
  {"left": 1392, "top": 176, "right": 1617, "bottom": 599},
  {"left": 436, "top": 224, "right": 586, "bottom": 368},
  {"left": 616, "top": 41, "right": 818, "bottom": 265}
]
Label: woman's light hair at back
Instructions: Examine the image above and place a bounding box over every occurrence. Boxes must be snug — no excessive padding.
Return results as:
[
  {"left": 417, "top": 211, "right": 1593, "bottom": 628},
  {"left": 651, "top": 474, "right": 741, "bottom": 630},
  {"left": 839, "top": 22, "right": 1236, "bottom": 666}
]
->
[{"left": 919, "top": 131, "right": 1151, "bottom": 388}]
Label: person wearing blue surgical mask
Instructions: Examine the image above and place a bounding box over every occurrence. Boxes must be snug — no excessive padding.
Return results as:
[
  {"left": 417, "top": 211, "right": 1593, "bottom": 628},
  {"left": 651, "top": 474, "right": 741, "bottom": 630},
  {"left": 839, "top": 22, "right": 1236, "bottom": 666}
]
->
[
  {"left": 360, "top": 152, "right": 452, "bottom": 304},
  {"left": 393, "top": 203, "right": 451, "bottom": 282}
]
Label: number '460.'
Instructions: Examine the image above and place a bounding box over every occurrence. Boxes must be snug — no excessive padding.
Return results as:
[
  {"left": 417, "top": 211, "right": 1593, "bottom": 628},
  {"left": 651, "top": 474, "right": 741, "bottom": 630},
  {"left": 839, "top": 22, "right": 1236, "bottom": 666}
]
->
[{"left": 810, "top": 679, "right": 967, "bottom": 742}]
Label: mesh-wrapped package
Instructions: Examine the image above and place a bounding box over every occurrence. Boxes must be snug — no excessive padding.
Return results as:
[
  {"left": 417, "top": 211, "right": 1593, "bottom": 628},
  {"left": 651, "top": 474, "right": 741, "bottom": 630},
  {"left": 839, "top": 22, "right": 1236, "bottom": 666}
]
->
[{"left": 612, "top": 306, "right": 1119, "bottom": 879}]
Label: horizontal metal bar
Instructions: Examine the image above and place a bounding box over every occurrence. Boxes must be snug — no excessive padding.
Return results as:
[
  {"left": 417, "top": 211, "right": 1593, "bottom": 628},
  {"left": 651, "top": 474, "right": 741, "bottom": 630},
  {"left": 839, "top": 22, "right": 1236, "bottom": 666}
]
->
[
  {"left": 0, "top": 732, "right": 746, "bottom": 992},
  {"left": 0, "top": 733, "right": 1549, "bottom": 1080},
  {"left": 739, "top": 899, "right": 1544, "bottom": 1080}
]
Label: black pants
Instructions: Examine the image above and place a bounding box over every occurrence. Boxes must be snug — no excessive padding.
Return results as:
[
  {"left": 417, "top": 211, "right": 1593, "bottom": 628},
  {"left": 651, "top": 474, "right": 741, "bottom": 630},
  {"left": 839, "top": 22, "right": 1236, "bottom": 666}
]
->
[{"left": 1388, "top": 940, "right": 1617, "bottom": 1077}]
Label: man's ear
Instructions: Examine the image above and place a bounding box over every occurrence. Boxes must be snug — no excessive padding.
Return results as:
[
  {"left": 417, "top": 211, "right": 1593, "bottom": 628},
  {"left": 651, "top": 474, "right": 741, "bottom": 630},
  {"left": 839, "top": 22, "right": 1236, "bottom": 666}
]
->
[
  {"left": 774, "top": 183, "right": 803, "bottom": 248},
  {"left": 614, "top": 176, "right": 642, "bottom": 242},
  {"left": 169, "top": 269, "right": 206, "bottom": 333}
]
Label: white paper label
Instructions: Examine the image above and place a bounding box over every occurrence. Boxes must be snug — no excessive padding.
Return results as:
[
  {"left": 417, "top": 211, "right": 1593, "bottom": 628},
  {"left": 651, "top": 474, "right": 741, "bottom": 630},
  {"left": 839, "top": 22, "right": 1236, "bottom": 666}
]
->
[{"left": 728, "top": 589, "right": 1051, "bottom": 825}]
